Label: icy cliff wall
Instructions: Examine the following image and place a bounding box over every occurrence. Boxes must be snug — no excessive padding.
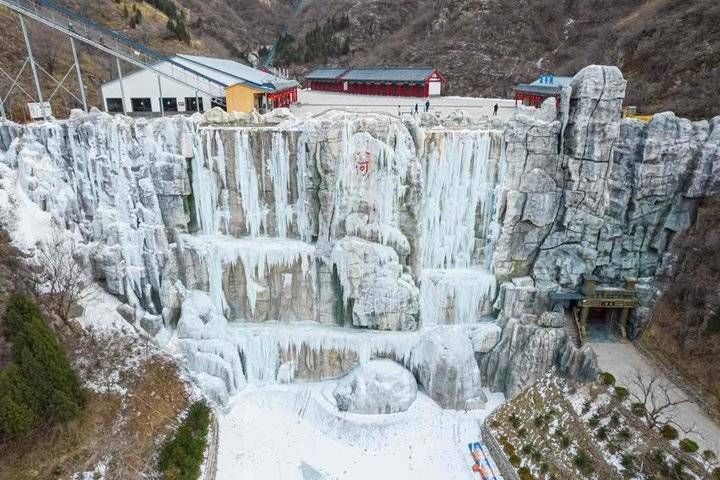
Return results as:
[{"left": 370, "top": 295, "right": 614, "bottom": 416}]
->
[{"left": 2, "top": 65, "right": 719, "bottom": 403}]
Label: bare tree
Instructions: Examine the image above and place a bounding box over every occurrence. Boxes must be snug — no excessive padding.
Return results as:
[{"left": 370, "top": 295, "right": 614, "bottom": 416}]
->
[
  {"left": 628, "top": 368, "right": 692, "bottom": 432},
  {"left": 33, "top": 229, "right": 88, "bottom": 328}
]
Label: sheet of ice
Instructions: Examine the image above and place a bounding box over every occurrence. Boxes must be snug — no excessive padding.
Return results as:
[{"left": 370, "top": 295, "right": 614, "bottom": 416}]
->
[
  {"left": 216, "top": 382, "right": 505, "bottom": 480},
  {"left": 419, "top": 130, "right": 497, "bottom": 269},
  {"left": 420, "top": 268, "right": 497, "bottom": 326},
  {"left": 178, "top": 234, "right": 315, "bottom": 315}
]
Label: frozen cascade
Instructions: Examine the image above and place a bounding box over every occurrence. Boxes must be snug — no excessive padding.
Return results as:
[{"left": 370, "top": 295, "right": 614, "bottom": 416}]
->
[
  {"left": 191, "top": 129, "right": 219, "bottom": 235},
  {"left": 177, "top": 233, "right": 315, "bottom": 316},
  {"left": 269, "top": 132, "right": 293, "bottom": 238},
  {"left": 419, "top": 130, "right": 496, "bottom": 269},
  {"left": 233, "top": 130, "right": 267, "bottom": 236},
  {"left": 419, "top": 269, "right": 497, "bottom": 326},
  {"left": 417, "top": 130, "right": 501, "bottom": 327},
  {"left": 295, "top": 130, "right": 312, "bottom": 242}
]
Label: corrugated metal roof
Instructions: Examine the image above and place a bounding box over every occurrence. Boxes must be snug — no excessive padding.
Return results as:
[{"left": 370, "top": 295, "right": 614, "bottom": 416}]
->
[
  {"left": 175, "top": 54, "right": 298, "bottom": 92},
  {"left": 341, "top": 67, "right": 436, "bottom": 83},
  {"left": 305, "top": 67, "right": 348, "bottom": 80}
]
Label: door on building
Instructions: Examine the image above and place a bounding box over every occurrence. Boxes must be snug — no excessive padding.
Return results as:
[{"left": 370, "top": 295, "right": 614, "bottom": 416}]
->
[
  {"left": 131, "top": 98, "right": 152, "bottom": 112},
  {"left": 162, "top": 98, "right": 178, "bottom": 112},
  {"left": 428, "top": 81, "right": 442, "bottom": 96}
]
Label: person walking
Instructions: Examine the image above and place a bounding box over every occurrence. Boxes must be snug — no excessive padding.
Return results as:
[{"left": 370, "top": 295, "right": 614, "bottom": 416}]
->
[
  {"left": 425, "top": 100, "right": 430, "bottom": 112},
  {"left": 414, "top": 103, "right": 419, "bottom": 115},
  {"left": 493, "top": 103, "right": 499, "bottom": 116}
]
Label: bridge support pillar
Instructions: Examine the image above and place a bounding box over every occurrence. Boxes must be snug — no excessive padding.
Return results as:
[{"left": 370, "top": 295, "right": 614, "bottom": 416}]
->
[
  {"left": 115, "top": 58, "right": 126, "bottom": 114},
  {"left": 70, "top": 37, "right": 88, "bottom": 112},
  {"left": 0, "top": 96, "right": 5, "bottom": 120},
  {"left": 157, "top": 75, "right": 164, "bottom": 117},
  {"left": 19, "top": 14, "right": 46, "bottom": 121}
]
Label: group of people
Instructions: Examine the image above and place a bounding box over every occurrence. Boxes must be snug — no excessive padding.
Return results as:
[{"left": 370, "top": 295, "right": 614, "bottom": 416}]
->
[{"left": 402, "top": 101, "right": 501, "bottom": 116}]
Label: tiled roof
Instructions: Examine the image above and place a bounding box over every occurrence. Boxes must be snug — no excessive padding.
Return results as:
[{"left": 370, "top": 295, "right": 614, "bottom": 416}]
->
[
  {"left": 341, "top": 67, "right": 436, "bottom": 83},
  {"left": 305, "top": 67, "right": 349, "bottom": 80}
]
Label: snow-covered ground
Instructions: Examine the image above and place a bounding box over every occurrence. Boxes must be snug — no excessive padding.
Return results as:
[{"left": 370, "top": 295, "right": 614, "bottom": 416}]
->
[
  {"left": 292, "top": 90, "right": 517, "bottom": 120},
  {"left": 592, "top": 341, "right": 720, "bottom": 452},
  {"left": 216, "top": 382, "right": 505, "bottom": 480}
]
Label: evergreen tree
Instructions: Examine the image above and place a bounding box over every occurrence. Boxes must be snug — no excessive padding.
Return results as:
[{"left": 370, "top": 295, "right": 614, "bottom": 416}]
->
[
  {"left": 123, "top": 4, "right": 129, "bottom": 18},
  {"left": 0, "top": 294, "right": 84, "bottom": 439},
  {"left": 158, "top": 402, "right": 210, "bottom": 479}
]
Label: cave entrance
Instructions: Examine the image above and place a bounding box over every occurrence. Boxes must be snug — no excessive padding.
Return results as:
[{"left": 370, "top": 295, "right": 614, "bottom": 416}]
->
[
  {"left": 584, "top": 307, "right": 621, "bottom": 342},
  {"left": 577, "top": 276, "right": 639, "bottom": 343},
  {"left": 550, "top": 276, "right": 639, "bottom": 346}
]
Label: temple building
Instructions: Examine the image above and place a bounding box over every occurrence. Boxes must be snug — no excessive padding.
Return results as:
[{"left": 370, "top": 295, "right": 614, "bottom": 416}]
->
[
  {"left": 513, "top": 74, "right": 573, "bottom": 108},
  {"left": 305, "top": 67, "right": 446, "bottom": 97}
]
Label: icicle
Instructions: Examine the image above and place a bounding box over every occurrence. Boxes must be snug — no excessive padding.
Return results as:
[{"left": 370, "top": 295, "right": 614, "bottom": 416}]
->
[
  {"left": 419, "top": 130, "right": 497, "bottom": 269},
  {"left": 234, "top": 130, "right": 267, "bottom": 237},
  {"left": 295, "top": 131, "right": 311, "bottom": 242},
  {"left": 268, "top": 132, "right": 293, "bottom": 238},
  {"left": 191, "top": 130, "right": 218, "bottom": 234}
]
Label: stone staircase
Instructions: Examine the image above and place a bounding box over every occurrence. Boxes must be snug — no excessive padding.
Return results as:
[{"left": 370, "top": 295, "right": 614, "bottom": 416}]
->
[{"left": 565, "top": 309, "right": 583, "bottom": 348}]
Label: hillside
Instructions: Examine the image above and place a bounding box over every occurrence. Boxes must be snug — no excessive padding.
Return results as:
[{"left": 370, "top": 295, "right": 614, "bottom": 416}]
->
[
  {"left": 1, "top": 0, "right": 718, "bottom": 119},
  {"left": 277, "top": 0, "right": 720, "bottom": 119}
]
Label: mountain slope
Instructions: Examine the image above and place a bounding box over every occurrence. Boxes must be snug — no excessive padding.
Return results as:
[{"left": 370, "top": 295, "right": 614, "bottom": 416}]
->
[
  {"left": 0, "top": 0, "right": 718, "bottom": 120},
  {"left": 279, "top": 0, "right": 720, "bottom": 119}
]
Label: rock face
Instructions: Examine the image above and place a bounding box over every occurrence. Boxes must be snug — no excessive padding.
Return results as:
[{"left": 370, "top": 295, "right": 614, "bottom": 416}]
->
[
  {"left": 2, "top": 64, "right": 719, "bottom": 407},
  {"left": 333, "top": 359, "right": 417, "bottom": 414},
  {"left": 479, "top": 278, "right": 599, "bottom": 398},
  {"left": 412, "top": 328, "right": 487, "bottom": 409}
]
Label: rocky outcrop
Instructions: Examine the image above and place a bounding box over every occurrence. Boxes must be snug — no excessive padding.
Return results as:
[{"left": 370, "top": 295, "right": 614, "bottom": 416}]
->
[
  {"left": 479, "top": 278, "right": 599, "bottom": 398},
  {"left": 333, "top": 359, "right": 417, "bottom": 414}
]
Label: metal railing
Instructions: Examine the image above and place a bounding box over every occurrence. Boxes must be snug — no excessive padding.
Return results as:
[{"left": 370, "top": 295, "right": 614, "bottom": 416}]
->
[{"left": 0, "top": 0, "right": 226, "bottom": 105}]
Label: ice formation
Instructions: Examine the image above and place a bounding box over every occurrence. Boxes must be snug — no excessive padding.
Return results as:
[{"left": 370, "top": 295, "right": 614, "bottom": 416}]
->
[{"left": 2, "top": 65, "right": 712, "bottom": 421}]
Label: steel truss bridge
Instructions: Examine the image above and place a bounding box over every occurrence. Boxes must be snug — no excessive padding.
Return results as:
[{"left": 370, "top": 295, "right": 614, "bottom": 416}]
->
[{"left": 0, "top": 0, "right": 226, "bottom": 120}]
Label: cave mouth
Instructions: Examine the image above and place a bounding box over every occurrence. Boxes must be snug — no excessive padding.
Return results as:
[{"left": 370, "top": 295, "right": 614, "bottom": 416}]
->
[{"left": 584, "top": 307, "right": 622, "bottom": 342}]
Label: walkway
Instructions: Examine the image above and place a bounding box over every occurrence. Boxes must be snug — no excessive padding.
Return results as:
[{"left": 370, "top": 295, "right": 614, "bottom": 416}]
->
[
  {"left": 291, "top": 90, "right": 517, "bottom": 120},
  {"left": 591, "top": 340, "right": 720, "bottom": 452}
]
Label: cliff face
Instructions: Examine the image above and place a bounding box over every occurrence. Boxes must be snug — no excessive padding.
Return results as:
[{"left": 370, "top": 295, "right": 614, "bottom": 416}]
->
[
  {"left": 641, "top": 197, "right": 720, "bottom": 417},
  {"left": 1, "top": 65, "right": 718, "bottom": 402}
]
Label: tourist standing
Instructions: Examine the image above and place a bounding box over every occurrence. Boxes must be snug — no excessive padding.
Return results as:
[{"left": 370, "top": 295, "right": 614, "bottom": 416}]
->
[
  {"left": 493, "top": 103, "right": 499, "bottom": 116},
  {"left": 425, "top": 100, "right": 430, "bottom": 112}
]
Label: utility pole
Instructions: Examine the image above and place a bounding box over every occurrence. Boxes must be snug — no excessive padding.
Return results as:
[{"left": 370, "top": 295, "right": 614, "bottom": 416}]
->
[
  {"left": 19, "top": 14, "right": 46, "bottom": 121},
  {"left": 69, "top": 37, "right": 88, "bottom": 112},
  {"left": 115, "top": 58, "right": 126, "bottom": 114}
]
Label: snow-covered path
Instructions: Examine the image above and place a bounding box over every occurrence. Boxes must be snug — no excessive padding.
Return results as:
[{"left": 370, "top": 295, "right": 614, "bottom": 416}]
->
[
  {"left": 291, "top": 90, "right": 517, "bottom": 120},
  {"left": 591, "top": 341, "right": 720, "bottom": 452},
  {"left": 216, "top": 383, "right": 505, "bottom": 480}
]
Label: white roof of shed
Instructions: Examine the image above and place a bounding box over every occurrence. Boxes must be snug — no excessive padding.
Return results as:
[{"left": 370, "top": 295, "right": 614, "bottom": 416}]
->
[{"left": 102, "top": 54, "right": 298, "bottom": 92}]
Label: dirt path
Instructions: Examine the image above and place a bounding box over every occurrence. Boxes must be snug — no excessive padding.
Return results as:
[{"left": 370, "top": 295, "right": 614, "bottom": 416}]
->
[{"left": 591, "top": 340, "right": 720, "bottom": 452}]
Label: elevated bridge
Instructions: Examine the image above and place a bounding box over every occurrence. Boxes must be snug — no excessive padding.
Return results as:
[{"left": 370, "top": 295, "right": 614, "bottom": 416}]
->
[{"left": 0, "top": 0, "right": 225, "bottom": 119}]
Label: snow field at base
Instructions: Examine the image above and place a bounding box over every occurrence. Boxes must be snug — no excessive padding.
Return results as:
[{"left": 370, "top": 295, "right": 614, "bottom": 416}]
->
[{"left": 216, "top": 382, "right": 505, "bottom": 480}]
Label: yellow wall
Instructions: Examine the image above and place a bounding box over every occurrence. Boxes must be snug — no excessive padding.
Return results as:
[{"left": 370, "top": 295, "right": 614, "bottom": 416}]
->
[{"left": 225, "top": 83, "right": 264, "bottom": 113}]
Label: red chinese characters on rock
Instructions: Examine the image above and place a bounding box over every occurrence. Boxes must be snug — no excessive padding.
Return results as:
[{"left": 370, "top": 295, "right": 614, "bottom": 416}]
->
[{"left": 355, "top": 149, "right": 372, "bottom": 175}]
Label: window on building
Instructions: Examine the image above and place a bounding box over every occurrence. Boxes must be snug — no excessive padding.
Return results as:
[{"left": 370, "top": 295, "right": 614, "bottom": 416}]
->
[
  {"left": 131, "top": 98, "right": 152, "bottom": 112},
  {"left": 106, "top": 98, "right": 124, "bottom": 113},
  {"left": 162, "top": 97, "right": 178, "bottom": 112},
  {"left": 185, "top": 97, "right": 204, "bottom": 112},
  {"left": 210, "top": 97, "right": 226, "bottom": 111}
]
